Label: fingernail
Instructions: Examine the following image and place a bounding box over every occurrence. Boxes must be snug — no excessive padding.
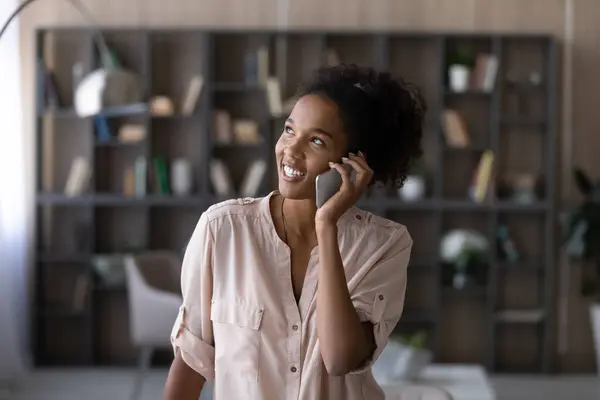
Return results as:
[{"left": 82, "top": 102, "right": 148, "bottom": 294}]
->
[
  {"left": 359, "top": 151, "right": 366, "bottom": 158},
  {"left": 348, "top": 152, "right": 356, "bottom": 157},
  {"left": 341, "top": 157, "right": 349, "bottom": 162},
  {"left": 328, "top": 162, "right": 334, "bottom": 166}
]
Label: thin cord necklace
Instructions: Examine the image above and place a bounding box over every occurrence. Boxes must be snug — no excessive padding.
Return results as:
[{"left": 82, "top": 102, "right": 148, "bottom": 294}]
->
[{"left": 281, "top": 196, "right": 288, "bottom": 245}]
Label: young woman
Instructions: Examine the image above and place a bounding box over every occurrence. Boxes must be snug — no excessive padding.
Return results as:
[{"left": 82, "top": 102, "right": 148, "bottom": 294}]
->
[{"left": 163, "top": 64, "right": 426, "bottom": 400}]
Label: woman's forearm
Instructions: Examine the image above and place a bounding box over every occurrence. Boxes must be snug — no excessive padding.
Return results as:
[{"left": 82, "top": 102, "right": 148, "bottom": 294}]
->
[
  {"left": 315, "top": 222, "right": 373, "bottom": 376},
  {"left": 163, "top": 351, "right": 205, "bottom": 400}
]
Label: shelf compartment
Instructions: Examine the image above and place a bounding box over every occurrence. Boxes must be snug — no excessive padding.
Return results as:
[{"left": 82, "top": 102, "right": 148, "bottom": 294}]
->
[
  {"left": 324, "top": 34, "right": 378, "bottom": 67},
  {"left": 439, "top": 296, "right": 487, "bottom": 364},
  {"left": 212, "top": 33, "right": 274, "bottom": 84},
  {"left": 94, "top": 207, "right": 148, "bottom": 253},
  {"left": 149, "top": 207, "right": 202, "bottom": 253},
  {"left": 150, "top": 31, "right": 208, "bottom": 113}
]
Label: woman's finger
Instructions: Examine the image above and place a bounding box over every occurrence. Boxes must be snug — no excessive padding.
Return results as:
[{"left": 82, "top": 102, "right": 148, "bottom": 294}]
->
[
  {"left": 349, "top": 152, "right": 370, "bottom": 171},
  {"left": 341, "top": 156, "right": 363, "bottom": 176},
  {"left": 346, "top": 154, "right": 373, "bottom": 188},
  {"left": 329, "top": 162, "right": 353, "bottom": 190}
]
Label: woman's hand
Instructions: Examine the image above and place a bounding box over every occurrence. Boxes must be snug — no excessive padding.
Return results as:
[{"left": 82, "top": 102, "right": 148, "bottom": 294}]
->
[{"left": 315, "top": 151, "right": 373, "bottom": 227}]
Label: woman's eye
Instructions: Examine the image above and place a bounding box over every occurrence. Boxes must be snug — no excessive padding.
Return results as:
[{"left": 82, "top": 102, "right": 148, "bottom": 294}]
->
[
  {"left": 311, "top": 137, "right": 324, "bottom": 146},
  {"left": 284, "top": 126, "right": 294, "bottom": 134}
]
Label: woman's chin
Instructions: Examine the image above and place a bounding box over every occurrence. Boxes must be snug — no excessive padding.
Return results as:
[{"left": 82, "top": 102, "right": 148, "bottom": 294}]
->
[{"left": 278, "top": 180, "right": 315, "bottom": 200}]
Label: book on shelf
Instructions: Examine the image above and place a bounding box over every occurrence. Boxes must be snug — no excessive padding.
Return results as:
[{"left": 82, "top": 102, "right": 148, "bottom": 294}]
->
[
  {"left": 71, "top": 273, "right": 90, "bottom": 313},
  {"left": 37, "top": 58, "right": 63, "bottom": 111},
  {"left": 94, "top": 115, "right": 112, "bottom": 142},
  {"left": 209, "top": 159, "right": 234, "bottom": 197},
  {"left": 239, "top": 160, "right": 267, "bottom": 197},
  {"left": 257, "top": 46, "right": 269, "bottom": 85},
  {"left": 469, "top": 149, "right": 495, "bottom": 203},
  {"left": 244, "top": 45, "right": 270, "bottom": 85},
  {"left": 181, "top": 75, "right": 204, "bottom": 115},
  {"left": 441, "top": 109, "right": 470, "bottom": 148},
  {"left": 134, "top": 157, "right": 148, "bottom": 197},
  {"left": 266, "top": 77, "right": 283, "bottom": 116},
  {"left": 152, "top": 156, "right": 170, "bottom": 195},
  {"left": 123, "top": 157, "right": 148, "bottom": 198},
  {"left": 64, "top": 157, "right": 91, "bottom": 197},
  {"left": 214, "top": 110, "right": 233, "bottom": 144},
  {"left": 471, "top": 54, "right": 499, "bottom": 92},
  {"left": 123, "top": 167, "right": 136, "bottom": 197}
]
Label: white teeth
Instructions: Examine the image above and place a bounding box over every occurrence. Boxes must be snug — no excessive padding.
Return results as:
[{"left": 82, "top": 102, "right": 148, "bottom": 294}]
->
[{"left": 283, "top": 165, "right": 305, "bottom": 178}]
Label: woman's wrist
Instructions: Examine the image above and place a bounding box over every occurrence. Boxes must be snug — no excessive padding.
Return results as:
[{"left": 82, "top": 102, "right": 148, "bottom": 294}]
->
[{"left": 316, "top": 221, "right": 338, "bottom": 241}]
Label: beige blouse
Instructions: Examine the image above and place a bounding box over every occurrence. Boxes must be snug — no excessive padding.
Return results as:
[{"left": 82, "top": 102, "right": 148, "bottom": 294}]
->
[{"left": 171, "top": 191, "right": 412, "bottom": 400}]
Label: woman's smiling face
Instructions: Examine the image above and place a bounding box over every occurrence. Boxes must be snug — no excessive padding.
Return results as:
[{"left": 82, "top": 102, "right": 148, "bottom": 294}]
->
[{"left": 275, "top": 94, "right": 349, "bottom": 200}]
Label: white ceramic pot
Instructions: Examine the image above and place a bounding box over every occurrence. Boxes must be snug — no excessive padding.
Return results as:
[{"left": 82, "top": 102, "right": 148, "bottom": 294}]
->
[
  {"left": 399, "top": 175, "right": 425, "bottom": 202},
  {"left": 449, "top": 64, "right": 471, "bottom": 92},
  {"left": 590, "top": 303, "right": 600, "bottom": 375},
  {"left": 171, "top": 158, "right": 193, "bottom": 196}
]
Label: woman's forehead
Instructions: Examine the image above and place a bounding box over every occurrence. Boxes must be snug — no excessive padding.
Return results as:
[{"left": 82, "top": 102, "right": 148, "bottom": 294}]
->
[{"left": 289, "top": 95, "right": 344, "bottom": 135}]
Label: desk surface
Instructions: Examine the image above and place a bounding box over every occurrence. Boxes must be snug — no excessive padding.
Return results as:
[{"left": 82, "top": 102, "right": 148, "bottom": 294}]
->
[{"left": 380, "top": 364, "right": 496, "bottom": 400}]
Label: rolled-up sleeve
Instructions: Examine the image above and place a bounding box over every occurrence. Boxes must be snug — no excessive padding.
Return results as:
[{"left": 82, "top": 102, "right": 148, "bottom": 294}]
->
[
  {"left": 349, "top": 227, "right": 412, "bottom": 374},
  {"left": 170, "top": 211, "right": 216, "bottom": 381}
]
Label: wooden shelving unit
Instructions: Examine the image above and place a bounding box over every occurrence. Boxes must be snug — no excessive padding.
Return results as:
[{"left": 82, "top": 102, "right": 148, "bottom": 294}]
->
[{"left": 34, "top": 28, "right": 557, "bottom": 373}]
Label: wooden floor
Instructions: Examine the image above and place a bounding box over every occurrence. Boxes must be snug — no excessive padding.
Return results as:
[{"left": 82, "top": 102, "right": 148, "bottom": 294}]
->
[{"left": 1, "top": 369, "right": 599, "bottom": 400}]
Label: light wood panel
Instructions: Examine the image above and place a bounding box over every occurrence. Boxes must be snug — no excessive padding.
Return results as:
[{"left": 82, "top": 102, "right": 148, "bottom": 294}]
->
[{"left": 16, "top": 0, "right": 600, "bottom": 372}]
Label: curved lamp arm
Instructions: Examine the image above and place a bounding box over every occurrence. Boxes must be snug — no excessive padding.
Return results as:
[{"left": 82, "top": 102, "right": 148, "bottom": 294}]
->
[{"left": 0, "top": 0, "right": 114, "bottom": 69}]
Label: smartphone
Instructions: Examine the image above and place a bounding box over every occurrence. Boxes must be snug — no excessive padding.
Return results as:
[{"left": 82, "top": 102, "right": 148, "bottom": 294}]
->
[{"left": 315, "top": 164, "right": 355, "bottom": 208}]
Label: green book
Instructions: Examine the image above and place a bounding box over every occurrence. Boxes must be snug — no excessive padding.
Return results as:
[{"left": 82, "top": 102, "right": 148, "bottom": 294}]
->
[{"left": 153, "top": 156, "right": 170, "bottom": 195}]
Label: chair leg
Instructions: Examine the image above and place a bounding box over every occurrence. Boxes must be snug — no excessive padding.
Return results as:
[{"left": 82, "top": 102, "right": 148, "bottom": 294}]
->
[{"left": 130, "top": 347, "right": 153, "bottom": 400}]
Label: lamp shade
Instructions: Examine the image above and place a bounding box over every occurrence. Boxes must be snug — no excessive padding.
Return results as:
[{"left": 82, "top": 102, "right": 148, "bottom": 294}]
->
[{"left": 74, "top": 67, "right": 144, "bottom": 117}]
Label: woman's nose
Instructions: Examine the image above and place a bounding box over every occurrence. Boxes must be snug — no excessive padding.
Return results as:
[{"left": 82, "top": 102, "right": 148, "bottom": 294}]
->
[{"left": 284, "top": 137, "right": 305, "bottom": 159}]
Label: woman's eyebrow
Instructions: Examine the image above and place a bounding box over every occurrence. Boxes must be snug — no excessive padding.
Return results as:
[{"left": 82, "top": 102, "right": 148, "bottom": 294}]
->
[{"left": 286, "top": 118, "right": 334, "bottom": 138}]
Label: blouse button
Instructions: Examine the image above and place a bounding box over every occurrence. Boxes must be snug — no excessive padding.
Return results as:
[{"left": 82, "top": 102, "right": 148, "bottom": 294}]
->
[
  {"left": 292, "top": 324, "right": 299, "bottom": 331},
  {"left": 290, "top": 366, "right": 297, "bottom": 373},
  {"left": 378, "top": 294, "right": 384, "bottom": 300},
  {"left": 356, "top": 215, "right": 362, "bottom": 220}
]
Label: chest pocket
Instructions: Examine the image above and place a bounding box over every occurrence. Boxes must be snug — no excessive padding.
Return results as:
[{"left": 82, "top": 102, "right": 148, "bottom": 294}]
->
[{"left": 210, "top": 300, "right": 264, "bottom": 382}]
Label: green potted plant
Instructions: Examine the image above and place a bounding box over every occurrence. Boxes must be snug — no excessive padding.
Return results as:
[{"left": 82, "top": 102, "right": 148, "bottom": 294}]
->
[
  {"left": 561, "top": 167, "right": 600, "bottom": 371},
  {"left": 440, "top": 229, "right": 489, "bottom": 289},
  {"left": 447, "top": 45, "right": 475, "bottom": 93}
]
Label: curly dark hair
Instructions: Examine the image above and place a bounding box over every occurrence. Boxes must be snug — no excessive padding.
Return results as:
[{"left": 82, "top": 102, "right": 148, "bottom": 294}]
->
[{"left": 296, "top": 64, "right": 426, "bottom": 188}]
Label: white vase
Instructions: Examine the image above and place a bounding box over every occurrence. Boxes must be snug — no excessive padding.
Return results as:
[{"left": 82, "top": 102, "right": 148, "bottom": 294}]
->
[
  {"left": 449, "top": 64, "right": 471, "bottom": 92},
  {"left": 170, "top": 158, "right": 193, "bottom": 196},
  {"left": 399, "top": 175, "right": 425, "bottom": 202},
  {"left": 590, "top": 303, "right": 600, "bottom": 375}
]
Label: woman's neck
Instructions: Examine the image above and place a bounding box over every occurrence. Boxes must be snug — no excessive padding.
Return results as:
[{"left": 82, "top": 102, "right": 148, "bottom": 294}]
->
[{"left": 281, "top": 196, "right": 317, "bottom": 239}]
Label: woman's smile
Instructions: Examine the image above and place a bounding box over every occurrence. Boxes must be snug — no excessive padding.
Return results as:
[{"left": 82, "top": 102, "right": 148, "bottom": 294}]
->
[{"left": 281, "top": 164, "right": 307, "bottom": 181}]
